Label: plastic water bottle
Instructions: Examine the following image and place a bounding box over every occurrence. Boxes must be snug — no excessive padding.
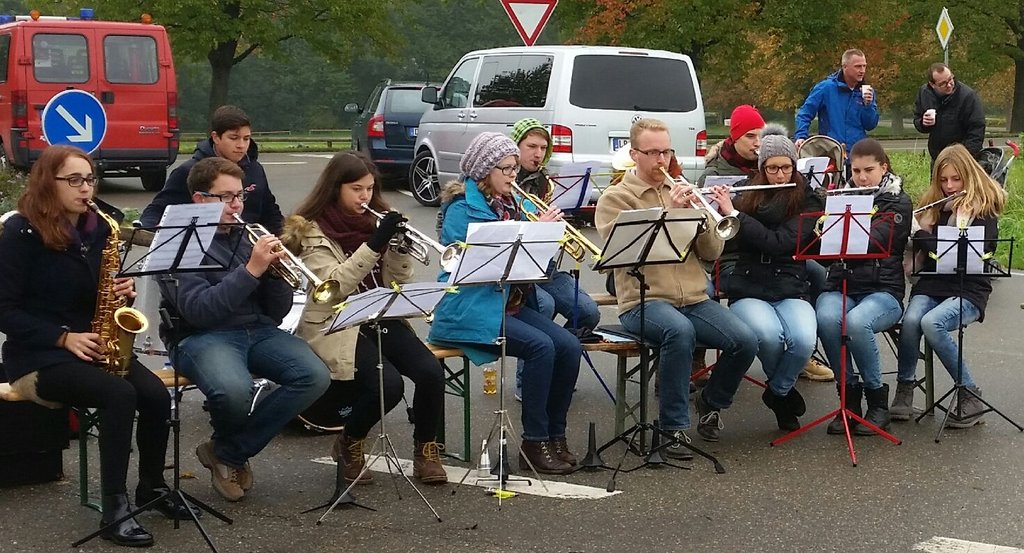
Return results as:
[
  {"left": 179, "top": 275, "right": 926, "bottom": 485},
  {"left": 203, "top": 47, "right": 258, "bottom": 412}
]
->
[
  {"left": 478, "top": 439, "right": 491, "bottom": 478},
  {"left": 482, "top": 362, "right": 498, "bottom": 395}
]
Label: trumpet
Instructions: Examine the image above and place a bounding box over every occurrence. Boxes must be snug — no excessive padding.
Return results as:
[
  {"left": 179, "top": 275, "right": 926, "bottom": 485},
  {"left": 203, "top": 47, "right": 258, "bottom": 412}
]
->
[
  {"left": 661, "top": 168, "right": 739, "bottom": 240},
  {"left": 913, "top": 190, "right": 966, "bottom": 214},
  {"left": 361, "top": 204, "right": 463, "bottom": 273},
  {"left": 232, "top": 214, "right": 342, "bottom": 304},
  {"left": 510, "top": 182, "right": 603, "bottom": 263}
]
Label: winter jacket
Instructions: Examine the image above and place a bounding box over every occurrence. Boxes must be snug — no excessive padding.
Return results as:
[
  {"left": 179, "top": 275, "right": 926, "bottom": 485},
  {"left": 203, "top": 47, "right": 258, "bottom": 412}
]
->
[
  {"left": 594, "top": 170, "right": 724, "bottom": 314},
  {"left": 821, "top": 174, "right": 913, "bottom": 301},
  {"left": 140, "top": 138, "right": 284, "bottom": 233},
  {"left": 697, "top": 140, "right": 755, "bottom": 187},
  {"left": 728, "top": 185, "right": 824, "bottom": 302},
  {"left": 913, "top": 81, "right": 986, "bottom": 161},
  {"left": 280, "top": 215, "right": 414, "bottom": 381},
  {"left": 795, "top": 70, "right": 879, "bottom": 152}
]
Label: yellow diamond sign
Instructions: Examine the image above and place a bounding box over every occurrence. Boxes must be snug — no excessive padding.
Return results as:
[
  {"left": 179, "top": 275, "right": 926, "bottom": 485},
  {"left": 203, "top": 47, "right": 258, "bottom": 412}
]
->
[{"left": 936, "top": 7, "right": 954, "bottom": 50}]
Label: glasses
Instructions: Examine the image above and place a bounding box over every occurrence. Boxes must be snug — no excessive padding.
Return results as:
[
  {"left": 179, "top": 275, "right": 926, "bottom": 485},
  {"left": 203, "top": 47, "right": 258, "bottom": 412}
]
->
[
  {"left": 633, "top": 148, "right": 676, "bottom": 159},
  {"left": 56, "top": 175, "right": 97, "bottom": 187},
  {"left": 494, "top": 164, "right": 520, "bottom": 177},
  {"left": 198, "top": 190, "right": 247, "bottom": 203},
  {"left": 933, "top": 75, "right": 955, "bottom": 88},
  {"left": 764, "top": 164, "right": 794, "bottom": 175}
]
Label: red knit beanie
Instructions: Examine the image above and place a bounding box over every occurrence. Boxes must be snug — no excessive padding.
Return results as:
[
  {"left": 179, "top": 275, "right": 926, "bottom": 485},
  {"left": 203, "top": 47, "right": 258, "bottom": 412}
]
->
[{"left": 729, "top": 105, "right": 766, "bottom": 141}]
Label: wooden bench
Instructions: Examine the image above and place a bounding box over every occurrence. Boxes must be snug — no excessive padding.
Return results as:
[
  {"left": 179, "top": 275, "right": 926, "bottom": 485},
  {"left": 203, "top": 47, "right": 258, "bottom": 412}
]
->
[{"left": 426, "top": 344, "right": 472, "bottom": 462}]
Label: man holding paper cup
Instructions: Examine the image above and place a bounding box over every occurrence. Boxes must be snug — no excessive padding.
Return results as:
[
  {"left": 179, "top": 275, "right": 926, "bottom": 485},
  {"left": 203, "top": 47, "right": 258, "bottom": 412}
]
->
[{"left": 913, "top": 63, "right": 986, "bottom": 165}]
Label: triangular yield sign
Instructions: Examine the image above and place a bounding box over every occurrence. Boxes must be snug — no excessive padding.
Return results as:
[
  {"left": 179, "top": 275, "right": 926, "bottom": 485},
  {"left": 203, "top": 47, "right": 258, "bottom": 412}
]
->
[{"left": 500, "top": 0, "right": 558, "bottom": 47}]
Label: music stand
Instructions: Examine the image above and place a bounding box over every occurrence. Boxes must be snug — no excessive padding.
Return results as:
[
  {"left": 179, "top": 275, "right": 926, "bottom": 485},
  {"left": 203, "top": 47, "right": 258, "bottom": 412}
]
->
[
  {"left": 73, "top": 203, "right": 238, "bottom": 551},
  {"left": 591, "top": 207, "right": 726, "bottom": 490},
  {"left": 770, "top": 197, "right": 901, "bottom": 466},
  {"left": 310, "top": 282, "right": 451, "bottom": 524},
  {"left": 910, "top": 226, "right": 1020, "bottom": 441},
  {"left": 447, "top": 220, "right": 565, "bottom": 507},
  {"left": 798, "top": 156, "right": 832, "bottom": 191}
]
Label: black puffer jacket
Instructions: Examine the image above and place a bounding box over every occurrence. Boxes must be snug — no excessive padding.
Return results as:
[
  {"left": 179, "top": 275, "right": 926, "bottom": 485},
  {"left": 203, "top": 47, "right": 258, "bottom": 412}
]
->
[
  {"left": 913, "top": 81, "right": 986, "bottom": 161},
  {"left": 728, "top": 185, "right": 824, "bottom": 302},
  {"left": 822, "top": 174, "right": 913, "bottom": 301},
  {"left": 910, "top": 212, "right": 998, "bottom": 321}
]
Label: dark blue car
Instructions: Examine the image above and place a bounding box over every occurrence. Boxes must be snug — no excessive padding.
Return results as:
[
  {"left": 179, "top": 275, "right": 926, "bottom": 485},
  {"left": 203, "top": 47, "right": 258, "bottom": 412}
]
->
[{"left": 345, "top": 80, "right": 439, "bottom": 179}]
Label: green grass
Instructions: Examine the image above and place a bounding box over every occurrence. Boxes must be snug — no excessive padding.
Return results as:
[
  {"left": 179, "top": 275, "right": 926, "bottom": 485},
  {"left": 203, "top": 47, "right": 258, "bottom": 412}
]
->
[
  {"left": 891, "top": 151, "right": 1023, "bottom": 270},
  {"left": 0, "top": 167, "right": 27, "bottom": 214}
]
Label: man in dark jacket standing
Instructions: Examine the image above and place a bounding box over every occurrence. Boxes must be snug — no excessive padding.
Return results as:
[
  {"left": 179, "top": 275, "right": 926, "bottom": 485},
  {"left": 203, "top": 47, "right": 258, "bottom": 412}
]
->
[
  {"left": 141, "top": 105, "right": 284, "bottom": 233},
  {"left": 913, "top": 63, "right": 986, "bottom": 165}
]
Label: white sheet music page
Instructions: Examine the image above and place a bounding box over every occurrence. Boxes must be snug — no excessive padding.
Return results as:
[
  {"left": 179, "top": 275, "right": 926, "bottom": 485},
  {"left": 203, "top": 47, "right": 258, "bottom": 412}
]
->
[
  {"left": 798, "top": 156, "right": 831, "bottom": 189},
  {"left": 449, "top": 221, "right": 565, "bottom": 285},
  {"left": 141, "top": 203, "right": 225, "bottom": 272},
  {"left": 935, "top": 226, "right": 985, "bottom": 274},
  {"left": 550, "top": 162, "right": 596, "bottom": 210},
  {"left": 820, "top": 195, "right": 873, "bottom": 256}
]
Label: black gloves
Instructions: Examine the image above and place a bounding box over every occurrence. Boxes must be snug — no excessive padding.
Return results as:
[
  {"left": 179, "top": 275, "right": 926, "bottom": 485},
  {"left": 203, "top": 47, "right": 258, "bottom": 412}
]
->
[{"left": 367, "top": 211, "right": 406, "bottom": 253}]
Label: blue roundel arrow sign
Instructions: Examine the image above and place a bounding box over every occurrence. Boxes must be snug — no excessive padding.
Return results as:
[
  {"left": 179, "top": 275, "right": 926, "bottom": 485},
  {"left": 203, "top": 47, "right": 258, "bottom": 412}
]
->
[{"left": 41, "top": 90, "right": 108, "bottom": 155}]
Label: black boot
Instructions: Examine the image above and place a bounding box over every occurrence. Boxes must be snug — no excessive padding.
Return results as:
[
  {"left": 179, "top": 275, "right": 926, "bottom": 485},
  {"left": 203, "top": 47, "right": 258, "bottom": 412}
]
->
[
  {"left": 857, "top": 384, "right": 891, "bottom": 436},
  {"left": 100, "top": 493, "right": 154, "bottom": 547},
  {"left": 136, "top": 483, "right": 201, "bottom": 521},
  {"left": 827, "top": 382, "right": 863, "bottom": 435},
  {"left": 762, "top": 388, "right": 804, "bottom": 431}
]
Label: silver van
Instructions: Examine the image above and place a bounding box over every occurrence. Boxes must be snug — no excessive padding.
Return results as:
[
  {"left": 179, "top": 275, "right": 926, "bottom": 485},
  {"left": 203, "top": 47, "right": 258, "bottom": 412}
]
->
[{"left": 409, "top": 45, "right": 707, "bottom": 206}]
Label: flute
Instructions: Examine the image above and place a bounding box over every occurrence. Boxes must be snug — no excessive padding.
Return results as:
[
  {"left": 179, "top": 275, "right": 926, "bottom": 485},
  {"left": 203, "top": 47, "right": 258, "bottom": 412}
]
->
[{"left": 913, "top": 190, "right": 966, "bottom": 214}]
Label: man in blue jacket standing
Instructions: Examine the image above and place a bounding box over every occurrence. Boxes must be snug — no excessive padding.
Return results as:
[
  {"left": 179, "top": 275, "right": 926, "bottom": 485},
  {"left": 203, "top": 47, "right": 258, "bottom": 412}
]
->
[{"left": 795, "top": 49, "right": 879, "bottom": 164}]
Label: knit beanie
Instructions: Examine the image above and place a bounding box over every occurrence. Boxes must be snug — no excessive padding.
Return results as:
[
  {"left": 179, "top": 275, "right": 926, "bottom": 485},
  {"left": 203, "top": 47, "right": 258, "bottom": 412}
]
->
[
  {"left": 757, "top": 124, "right": 798, "bottom": 171},
  {"left": 510, "top": 118, "right": 553, "bottom": 165},
  {"left": 729, "top": 104, "right": 766, "bottom": 141},
  {"left": 460, "top": 132, "right": 520, "bottom": 181}
]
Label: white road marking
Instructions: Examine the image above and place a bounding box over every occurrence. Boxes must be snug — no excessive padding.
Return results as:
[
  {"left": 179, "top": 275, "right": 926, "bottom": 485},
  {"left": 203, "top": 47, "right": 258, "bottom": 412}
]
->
[
  {"left": 914, "top": 537, "right": 1024, "bottom": 552},
  {"left": 397, "top": 189, "right": 412, "bottom": 197},
  {"left": 259, "top": 161, "right": 307, "bottom": 165},
  {"left": 311, "top": 456, "right": 620, "bottom": 500},
  {"left": 288, "top": 153, "right": 335, "bottom": 159}
]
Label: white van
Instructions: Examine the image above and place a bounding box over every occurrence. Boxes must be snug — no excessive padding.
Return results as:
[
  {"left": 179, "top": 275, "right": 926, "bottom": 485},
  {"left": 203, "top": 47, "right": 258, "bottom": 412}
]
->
[{"left": 409, "top": 45, "right": 706, "bottom": 206}]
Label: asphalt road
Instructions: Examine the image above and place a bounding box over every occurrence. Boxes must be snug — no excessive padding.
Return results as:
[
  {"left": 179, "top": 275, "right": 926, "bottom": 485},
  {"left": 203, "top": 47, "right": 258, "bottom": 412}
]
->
[{"left": 2, "top": 152, "right": 1024, "bottom": 553}]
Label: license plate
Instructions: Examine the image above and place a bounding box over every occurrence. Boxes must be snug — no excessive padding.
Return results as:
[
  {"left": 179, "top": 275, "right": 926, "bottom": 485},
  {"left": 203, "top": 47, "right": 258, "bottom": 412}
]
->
[
  {"left": 610, "top": 137, "right": 628, "bottom": 152},
  {"left": 408, "top": 127, "right": 418, "bottom": 138}
]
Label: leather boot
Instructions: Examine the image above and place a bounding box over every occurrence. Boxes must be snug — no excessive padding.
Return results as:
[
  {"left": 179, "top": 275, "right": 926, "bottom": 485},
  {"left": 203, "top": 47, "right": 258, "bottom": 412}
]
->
[
  {"left": 331, "top": 430, "right": 372, "bottom": 485},
  {"left": 135, "top": 484, "right": 200, "bottom": 521},
  {"left": 413, "top": 441, "right": 448, "bottom": 484},
  {"left": 827, "top": 382, "right": 863, "bottom": 435},
  {"left": 857, "top": 384, "right": 891, "bottom": 436},
  {"left": 762, "top": 388, "right": 804, "bottom": 431},
  {"left": 519, "top": 439, "right": 572, "bottom": 475},
  {"left": 550, "top": 436, "right": 577, "bottom": 466},
  {"left": 100, "top": 493, "right": 154, "bottom": 547}
]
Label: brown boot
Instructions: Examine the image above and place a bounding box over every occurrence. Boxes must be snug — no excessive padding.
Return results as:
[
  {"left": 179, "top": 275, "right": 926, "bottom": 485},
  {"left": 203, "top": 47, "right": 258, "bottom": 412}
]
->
[
  {"left": 331, "top": 430, "right": 372, "bottom": 485},
  {"left": 692, "top": 349, "right": 710, "bottom": 386},
  {"left": 413, "top": 441, "right": 448, "bottom": 484},
  {"left": 519, "top": 439, "right": 572, "bottom": 475},
  {"left": 550, "top": 436, "right": 577, "bottom": 466}
]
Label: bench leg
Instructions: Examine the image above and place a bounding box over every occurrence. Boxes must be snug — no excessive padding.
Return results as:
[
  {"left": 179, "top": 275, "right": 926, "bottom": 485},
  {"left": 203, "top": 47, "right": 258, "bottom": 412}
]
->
[
  {"left": 439, "top": 357, "right": 471, "bottom": 462},
  {"left": 77, "top": 409, "right": 101, "bottom": 513},
  {"left": 924, "top": 342, "right": 935, "bottom": 414},
  {"left": 615, "top": 356, "right": 626, "bottom": 436}
]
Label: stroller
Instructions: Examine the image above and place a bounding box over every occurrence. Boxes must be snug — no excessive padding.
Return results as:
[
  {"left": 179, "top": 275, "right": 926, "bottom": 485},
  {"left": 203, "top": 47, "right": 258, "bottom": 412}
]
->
[
  {"left": 974, "top": 139, "right": 1020, "bottom": 188},
  {"left": 797, "top": 134, "right": 846, "bottom": 190}
]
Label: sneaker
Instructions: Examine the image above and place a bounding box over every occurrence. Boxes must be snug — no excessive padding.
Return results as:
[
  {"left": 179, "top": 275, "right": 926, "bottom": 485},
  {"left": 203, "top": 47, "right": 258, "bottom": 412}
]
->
[
  {"left": 890, "top": 381, "right": 915, "bottom": 421},
  {"left": 195, "top": 441, "right": 244, "bottom": 502},
  {"left": 236, "top": 462, "right": 253, "bottom": 491},
  {"left": 945, "top": 387, "right": 987, "bottom": 429},
  {"left": 695, "top": 393, "right": 723, "bottom": 442},
  {"left": 664, "top": 430, "right": 695, "bottom": 461},
  {"left": 800, "top": 358, "right": 834, "bottom": 382}
]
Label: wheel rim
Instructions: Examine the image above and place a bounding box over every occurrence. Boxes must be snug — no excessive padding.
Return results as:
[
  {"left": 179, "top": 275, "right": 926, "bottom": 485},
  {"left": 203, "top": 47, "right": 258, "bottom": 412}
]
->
[{"left": 413, "top": 156, "right": 439, "bottom": 203}]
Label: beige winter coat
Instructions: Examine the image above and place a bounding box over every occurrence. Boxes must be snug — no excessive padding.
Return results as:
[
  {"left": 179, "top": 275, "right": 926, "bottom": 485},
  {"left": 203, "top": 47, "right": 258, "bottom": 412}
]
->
[{"left": 280, "top": 214, "right": 414, "bottom": 380}]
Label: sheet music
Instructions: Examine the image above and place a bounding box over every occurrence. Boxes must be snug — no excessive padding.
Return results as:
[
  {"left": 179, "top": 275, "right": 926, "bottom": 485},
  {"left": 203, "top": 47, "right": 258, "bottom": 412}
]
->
[
  {"left": 798, "top": 156, "right": 831, "bottom": 189},
  {"left": 819, "top": 195, "right": 873, "bottom": 256},
  {"left": 326, "top": 282, "right": 451, "bottom": 333},
  {"left": 936, "top": 226, "right": 985, "bottom": 274},
  {"left": 550, "top": 162, "right": 595, "bottom": 210},
  {"left": 141, "top": 203, "right": 225, "bottom": 272},
  {"left": 448, "top": 221, "right": 565, "bottom": 285},
  {"left": 597, "top": 208, "right": 702, "bottom": 268}
]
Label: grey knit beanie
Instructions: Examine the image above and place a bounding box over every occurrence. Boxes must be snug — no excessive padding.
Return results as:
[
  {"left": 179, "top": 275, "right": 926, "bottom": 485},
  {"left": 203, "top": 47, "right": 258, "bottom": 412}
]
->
[
  {"left": 757, "top": 123, "right": 798, "bottom": 171},
  {"left": 460, "top": 132, "right": 520, "bottom": 181}
]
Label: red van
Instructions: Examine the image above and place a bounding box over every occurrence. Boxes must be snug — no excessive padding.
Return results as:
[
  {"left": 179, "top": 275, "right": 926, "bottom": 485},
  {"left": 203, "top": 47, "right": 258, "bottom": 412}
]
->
[{"left": 0, "top": 10, "right": 178, "bottom": 190}]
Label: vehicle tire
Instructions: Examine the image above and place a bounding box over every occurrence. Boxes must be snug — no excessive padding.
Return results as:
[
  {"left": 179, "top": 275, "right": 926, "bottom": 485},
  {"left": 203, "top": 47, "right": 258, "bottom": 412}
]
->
[
  {"left": 140, "top": 167, "right": 167, "bottom": 191},
  {"left": 409, "top": 150, "right": 441, "bottom": 207}
]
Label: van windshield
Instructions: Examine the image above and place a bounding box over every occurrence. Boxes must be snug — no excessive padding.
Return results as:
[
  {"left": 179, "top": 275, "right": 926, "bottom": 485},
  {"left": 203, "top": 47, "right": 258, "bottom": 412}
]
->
[{"left": 569, "top": 55, "right": 697, "bottom": 112}]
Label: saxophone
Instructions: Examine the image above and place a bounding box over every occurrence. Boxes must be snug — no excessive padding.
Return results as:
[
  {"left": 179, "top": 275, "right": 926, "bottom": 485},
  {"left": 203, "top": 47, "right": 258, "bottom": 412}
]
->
[{"left": 87, "top": 200, "right": 148, "bottom": 377}]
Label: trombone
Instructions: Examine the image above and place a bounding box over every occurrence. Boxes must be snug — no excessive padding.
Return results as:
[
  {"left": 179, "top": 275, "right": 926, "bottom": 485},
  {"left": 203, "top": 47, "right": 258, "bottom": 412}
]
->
[
  {"left": 510, "top": 181, "right": 603, "bottom": 263},
  {"left": 660, "top": 168, "right": 740, "bottom": 240},
  {"left": 361, "top": 204, "right": 463, "bottom": 273},
  {"left": 913, "top": 190, "right": 966, "bottom": 214},
  {"left": 232, "top": 214, "right": 342, "bottom": 304}
]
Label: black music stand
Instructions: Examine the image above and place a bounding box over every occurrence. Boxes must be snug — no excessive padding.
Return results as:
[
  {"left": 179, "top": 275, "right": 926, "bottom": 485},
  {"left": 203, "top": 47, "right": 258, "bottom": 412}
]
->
[
  {"left": 447, "top": 220, "right": 565, "bottom": 507},
  {"left": 771, "top": 200, "right": 901, "bottom": 466},
  {"left": 74, "top": 204, "right": 237, "bottom": 551},
  {"left": 910, "top": 226, "right": 1020, "bottom": 441},
  {"left": 310, "top": 282, "right": 450, "bottom": 524},
  {"left": 591, "top": 207, "right": 726, "bottom": 491}
]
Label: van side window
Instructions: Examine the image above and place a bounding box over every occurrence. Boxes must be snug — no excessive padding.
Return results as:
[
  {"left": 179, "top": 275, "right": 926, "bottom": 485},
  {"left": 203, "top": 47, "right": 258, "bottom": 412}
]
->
[
  {"left": 474, "top": 55, "right": 552, "bottom": 108},
  {"left": 441, "top": 58, "right": 479, "bottom": 109},
  {"left": 0, "top": 35, "right": 10, "bottom": 83},
  {"left": 32, "top": 34, "right": 89, "bottom": 83},
  {"left": 104, "top": 35, "right": 159, "bottom": 84}
]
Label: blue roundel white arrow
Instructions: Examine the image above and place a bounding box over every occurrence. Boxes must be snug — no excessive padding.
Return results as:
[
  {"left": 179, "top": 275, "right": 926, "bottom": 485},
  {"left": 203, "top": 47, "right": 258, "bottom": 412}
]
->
[{"left": 41, "top": 90, "right": 108, "bottom": 155}]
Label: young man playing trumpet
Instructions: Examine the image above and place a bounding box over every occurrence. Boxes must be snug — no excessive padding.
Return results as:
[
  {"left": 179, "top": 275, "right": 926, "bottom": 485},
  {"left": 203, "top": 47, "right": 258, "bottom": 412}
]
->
[
  {"left": 595, "top": 118, "right": 757, "bottom": 446},
  {"left": 158, "top": 157, "right": 330, "bottom": 502}
]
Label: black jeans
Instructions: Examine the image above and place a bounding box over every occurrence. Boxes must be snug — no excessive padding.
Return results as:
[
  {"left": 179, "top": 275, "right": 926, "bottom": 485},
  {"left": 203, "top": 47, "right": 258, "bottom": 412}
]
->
[
  {"left": 35, "top": 359, "right": 170, "bottom": 496},
  {"left": 345, "top": 320, "right": 444, "bottom": 443}
]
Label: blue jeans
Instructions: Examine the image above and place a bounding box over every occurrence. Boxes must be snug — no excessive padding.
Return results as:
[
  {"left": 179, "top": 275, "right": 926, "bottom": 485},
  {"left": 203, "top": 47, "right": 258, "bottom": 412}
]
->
[
  {"left": 537, "top": 270, "right": 601, "bottom": 331},
  {"left": 505, "top": 306, "right": 582, "bottom": 441},
  {"left": 706, "top": 261, "right": 824, "bottom": 301},
  {"left": 620, "top": 299, "right": 757, "bottom": 431},
  {"left": 171, "top": 325, "right": 331, "bottom": 468},
  {"left": 897, "top": 295, "right": 981, "bottom": 388},
  {"left": 816, "top": 291, "right": 903, "bottom": 389},
  {"left": 730, "top": 298, "right": 816, "bottom": 396}
]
